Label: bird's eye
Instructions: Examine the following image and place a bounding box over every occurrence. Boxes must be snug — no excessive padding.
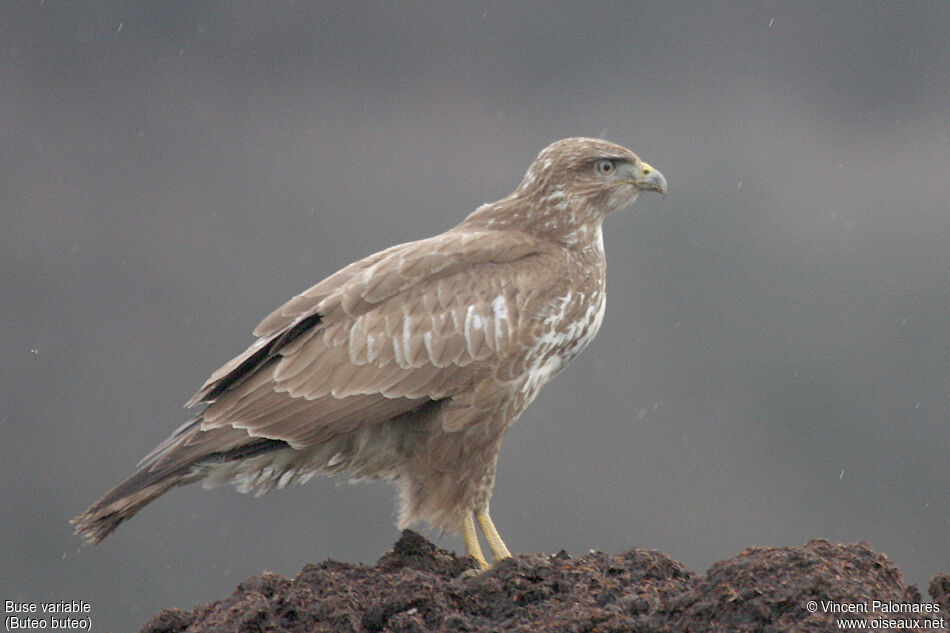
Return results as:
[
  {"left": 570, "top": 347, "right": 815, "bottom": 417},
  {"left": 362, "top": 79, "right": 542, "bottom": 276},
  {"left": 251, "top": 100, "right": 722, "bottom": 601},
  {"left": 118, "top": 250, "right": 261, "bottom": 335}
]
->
[{"left": 595, "top": 159, "right": 615, "bottom": 175}]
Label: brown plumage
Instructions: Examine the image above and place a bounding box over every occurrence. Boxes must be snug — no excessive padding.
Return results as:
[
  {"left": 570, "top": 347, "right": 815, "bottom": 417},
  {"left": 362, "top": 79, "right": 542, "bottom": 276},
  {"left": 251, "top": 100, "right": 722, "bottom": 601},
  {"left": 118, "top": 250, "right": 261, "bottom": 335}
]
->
[{"left": 72, "top": 138, "right": 666, "bottom": 567}]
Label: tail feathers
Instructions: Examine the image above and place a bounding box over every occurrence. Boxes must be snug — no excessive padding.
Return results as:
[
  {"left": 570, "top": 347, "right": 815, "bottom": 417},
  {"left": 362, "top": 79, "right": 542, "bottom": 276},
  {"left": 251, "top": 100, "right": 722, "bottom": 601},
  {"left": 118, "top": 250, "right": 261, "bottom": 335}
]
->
[
  {"left": 72, "top": 428, "right": 290, "bottom": 545},
  {"left": 71, "top": 463, "right": 194, "bottom": 545}
]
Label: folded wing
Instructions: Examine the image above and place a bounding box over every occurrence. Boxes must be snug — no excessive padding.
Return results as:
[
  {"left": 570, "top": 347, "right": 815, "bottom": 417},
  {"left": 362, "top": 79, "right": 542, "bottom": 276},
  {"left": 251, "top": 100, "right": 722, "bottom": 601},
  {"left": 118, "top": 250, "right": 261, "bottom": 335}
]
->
[{"left": 167, "top": 229, "right": 540, "bottom": 456}]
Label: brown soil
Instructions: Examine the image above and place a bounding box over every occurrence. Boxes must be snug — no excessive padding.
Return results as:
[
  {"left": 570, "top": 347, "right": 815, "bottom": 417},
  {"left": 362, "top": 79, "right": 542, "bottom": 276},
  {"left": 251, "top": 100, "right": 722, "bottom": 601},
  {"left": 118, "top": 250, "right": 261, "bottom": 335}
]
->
[{"left": 141, "top": 531, "right": 948, "bottom": 633}]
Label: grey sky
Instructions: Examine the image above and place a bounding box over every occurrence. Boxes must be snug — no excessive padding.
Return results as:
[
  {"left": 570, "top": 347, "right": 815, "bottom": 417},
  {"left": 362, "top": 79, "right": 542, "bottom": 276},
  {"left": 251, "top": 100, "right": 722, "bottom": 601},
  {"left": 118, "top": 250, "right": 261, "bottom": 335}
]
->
[{"left": 2, "top": 3, "right": 948, "bottom": 630}]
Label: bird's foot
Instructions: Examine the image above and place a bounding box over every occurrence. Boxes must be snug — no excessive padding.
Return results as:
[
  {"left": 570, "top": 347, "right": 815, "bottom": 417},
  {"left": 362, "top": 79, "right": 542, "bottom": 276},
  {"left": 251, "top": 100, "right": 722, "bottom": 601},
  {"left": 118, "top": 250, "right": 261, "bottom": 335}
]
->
[{"left": 461, "top": 510, "right": 511, "bottom": 573}]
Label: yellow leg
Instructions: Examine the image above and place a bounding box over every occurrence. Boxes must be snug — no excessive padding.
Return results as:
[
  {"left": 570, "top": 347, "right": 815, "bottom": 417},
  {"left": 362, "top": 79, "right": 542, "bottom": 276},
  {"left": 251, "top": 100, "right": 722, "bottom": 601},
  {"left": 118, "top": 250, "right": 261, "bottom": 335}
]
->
[
  {"left": 462, "top": 513, "right": 489, "bottom": 569},
  {"left": 475, "top": 510, "right": 512, "bottom": 562}
]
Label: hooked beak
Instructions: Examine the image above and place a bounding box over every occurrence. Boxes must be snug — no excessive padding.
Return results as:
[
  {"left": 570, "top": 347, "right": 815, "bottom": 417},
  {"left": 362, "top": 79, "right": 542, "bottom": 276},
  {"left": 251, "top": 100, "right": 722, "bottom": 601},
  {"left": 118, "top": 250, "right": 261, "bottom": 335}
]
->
[{"left": 634, "top": 161, "right": 667, "bottom": 195}]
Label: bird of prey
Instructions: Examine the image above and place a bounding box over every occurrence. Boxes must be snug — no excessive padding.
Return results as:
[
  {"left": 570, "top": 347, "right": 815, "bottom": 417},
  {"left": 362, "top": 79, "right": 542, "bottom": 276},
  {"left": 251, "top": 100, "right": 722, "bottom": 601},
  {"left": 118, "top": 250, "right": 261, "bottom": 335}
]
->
[{"left": 73, "top": 137, "right": 667, "bottom": 568}]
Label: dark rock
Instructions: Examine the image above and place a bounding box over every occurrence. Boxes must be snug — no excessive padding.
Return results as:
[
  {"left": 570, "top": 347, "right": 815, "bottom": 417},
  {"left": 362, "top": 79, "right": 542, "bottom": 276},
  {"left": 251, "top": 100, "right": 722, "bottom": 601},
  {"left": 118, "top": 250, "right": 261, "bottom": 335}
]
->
[
  {"left": 138, "top": 532, "right": 948, "bottom": 633},
  {"left": 932, "top": 574, "right": 950, "bottom": 614}
]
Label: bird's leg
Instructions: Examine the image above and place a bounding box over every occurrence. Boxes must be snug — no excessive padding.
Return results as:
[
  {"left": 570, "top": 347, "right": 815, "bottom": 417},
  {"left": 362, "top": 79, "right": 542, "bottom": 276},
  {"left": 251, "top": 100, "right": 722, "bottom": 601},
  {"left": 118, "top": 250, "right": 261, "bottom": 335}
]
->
[
  {"left": 462, "top": 513, "right": 490, "bottom": 570},
  {"left": 475, "top": 510, "right": 512, "bottom": 562}
]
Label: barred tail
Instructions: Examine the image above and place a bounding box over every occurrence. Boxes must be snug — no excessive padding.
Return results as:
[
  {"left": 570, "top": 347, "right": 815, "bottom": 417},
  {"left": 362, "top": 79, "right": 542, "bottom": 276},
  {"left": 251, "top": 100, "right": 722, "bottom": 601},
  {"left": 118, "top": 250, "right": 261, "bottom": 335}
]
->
[
  {"left": 71, "top": 462, "right": 194, "bottom": 545},
  {"left": 72, "top": 417, "right": 287, "bottom": 544}
]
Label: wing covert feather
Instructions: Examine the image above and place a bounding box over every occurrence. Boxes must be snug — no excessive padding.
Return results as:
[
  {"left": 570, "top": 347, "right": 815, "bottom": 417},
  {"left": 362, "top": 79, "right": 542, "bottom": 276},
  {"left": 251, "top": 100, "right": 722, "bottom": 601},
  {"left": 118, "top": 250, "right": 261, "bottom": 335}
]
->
[{"left": 188, "top": 228, "right": 548, "bottom": 448}]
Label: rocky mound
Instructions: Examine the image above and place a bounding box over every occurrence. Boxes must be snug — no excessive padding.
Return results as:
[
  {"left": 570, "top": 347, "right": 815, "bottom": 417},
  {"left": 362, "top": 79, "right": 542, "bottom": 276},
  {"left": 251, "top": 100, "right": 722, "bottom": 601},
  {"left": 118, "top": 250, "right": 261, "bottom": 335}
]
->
[{"left": 141, "top": 531, "right": 948, "bottom": 632}]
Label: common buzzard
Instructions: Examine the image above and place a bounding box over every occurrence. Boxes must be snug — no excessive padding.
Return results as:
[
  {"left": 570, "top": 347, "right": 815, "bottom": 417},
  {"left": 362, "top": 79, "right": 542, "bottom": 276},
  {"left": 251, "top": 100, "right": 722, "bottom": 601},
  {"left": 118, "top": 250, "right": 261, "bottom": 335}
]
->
[{"left": 73, "top": 137, "right": 667, "bottom": 568}]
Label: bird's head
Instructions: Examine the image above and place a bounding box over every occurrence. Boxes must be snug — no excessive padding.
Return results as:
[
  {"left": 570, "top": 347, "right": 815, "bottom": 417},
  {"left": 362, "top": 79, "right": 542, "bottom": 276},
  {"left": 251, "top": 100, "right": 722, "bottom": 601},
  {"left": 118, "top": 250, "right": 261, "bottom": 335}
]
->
[
  {"left": 517, "top": 137, "right": 667, "bottom": 213},
  {"left": 463, "top": 137, "right": 666, "bottom": 248}
]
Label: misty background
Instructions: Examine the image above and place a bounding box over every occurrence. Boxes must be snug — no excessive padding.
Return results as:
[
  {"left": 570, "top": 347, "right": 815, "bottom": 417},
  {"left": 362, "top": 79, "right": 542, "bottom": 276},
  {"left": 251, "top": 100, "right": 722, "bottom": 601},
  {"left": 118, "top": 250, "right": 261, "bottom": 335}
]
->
[{"left": 2, "top": 3, "right": 948, "bottom": 630}]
